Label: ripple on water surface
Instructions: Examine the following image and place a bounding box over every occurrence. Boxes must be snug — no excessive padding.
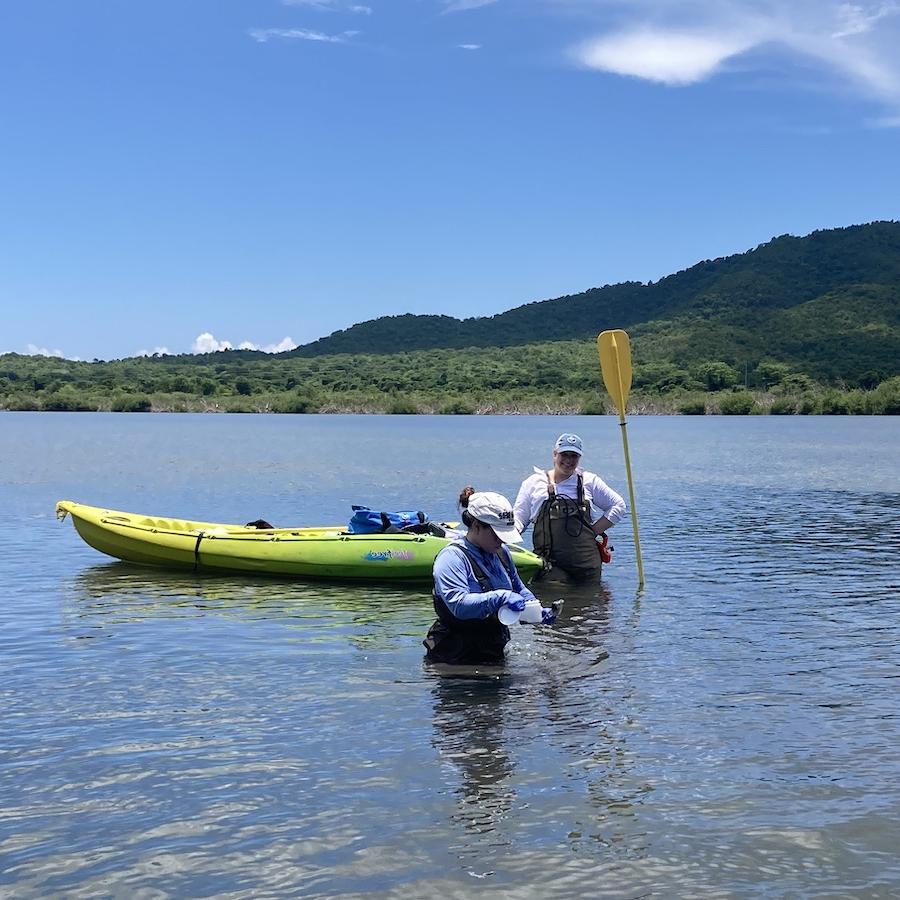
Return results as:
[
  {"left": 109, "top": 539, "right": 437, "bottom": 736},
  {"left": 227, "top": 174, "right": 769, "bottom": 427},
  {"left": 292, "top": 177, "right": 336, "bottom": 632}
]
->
[{"left": 1, "top": 415, "right": 899, "bottom": 897}]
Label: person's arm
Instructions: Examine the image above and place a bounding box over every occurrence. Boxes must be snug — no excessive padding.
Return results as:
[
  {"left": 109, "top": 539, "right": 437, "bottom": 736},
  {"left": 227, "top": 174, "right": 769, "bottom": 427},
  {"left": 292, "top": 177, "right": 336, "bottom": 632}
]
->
[
  {"left": 503, "top": 547, "right": 537, "bottom": 602},
  {"left": 591, "top": 516, "right": 615, "bottom": 535},
  {"left": 434, "top": 548, "right": 520, "bottom": 620},
  {"left": 512, "top": 477, "right": 533, "bottom": 534},
  {"left": 585, "top": 473, "right": 626, "bottom": 534}
]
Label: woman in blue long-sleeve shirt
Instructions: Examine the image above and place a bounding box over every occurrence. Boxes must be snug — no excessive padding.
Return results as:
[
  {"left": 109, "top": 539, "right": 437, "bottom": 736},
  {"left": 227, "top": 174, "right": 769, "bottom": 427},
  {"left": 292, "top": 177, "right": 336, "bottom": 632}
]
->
[{"left": 424, "top": 487, "right": 538, "bottom": 666}]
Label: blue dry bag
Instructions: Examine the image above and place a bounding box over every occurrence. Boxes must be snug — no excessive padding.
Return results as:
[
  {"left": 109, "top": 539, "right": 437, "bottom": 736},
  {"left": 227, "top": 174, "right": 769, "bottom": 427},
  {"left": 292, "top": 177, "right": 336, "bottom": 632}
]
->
[{"left": 348, "top": 506, "right": 429, "bottom": 534}]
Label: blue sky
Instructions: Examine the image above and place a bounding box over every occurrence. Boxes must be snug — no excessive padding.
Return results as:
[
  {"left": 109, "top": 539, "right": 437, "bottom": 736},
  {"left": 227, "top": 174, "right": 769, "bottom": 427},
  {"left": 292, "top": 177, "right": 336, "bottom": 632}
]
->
[{"left": 2, "top": 0, "right": 898, "bottom": 360}]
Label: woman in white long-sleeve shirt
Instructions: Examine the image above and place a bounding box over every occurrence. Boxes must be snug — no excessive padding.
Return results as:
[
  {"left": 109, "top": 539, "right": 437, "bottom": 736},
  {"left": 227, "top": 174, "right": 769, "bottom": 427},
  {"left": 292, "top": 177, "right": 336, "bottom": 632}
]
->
[{"left": 513, "top": 433, "right": 625, "bottom": 583}]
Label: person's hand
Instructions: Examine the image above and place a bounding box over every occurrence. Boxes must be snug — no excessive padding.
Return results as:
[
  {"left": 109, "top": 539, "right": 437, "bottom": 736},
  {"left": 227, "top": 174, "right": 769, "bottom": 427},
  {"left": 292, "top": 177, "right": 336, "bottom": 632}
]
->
[
  {"left": 541, "top": 598, "right": 564, "bottom": 625},
  {"left": 502, "top": 593, "right": 527, "bottom": 613},
  {"left": 595, "top": 532, "right": 612, "bottom": 563}
]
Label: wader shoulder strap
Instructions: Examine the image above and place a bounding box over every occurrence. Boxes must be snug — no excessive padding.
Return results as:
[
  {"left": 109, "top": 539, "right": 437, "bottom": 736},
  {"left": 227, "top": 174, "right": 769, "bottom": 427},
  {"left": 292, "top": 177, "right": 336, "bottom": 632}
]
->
[
  {"left": 450, "top": 544, "right": 493, "bottom": 593},
  {"left": 498, "top": 547, "right": 516, "bottom": 584},
  {"left": 453, "top": 543, "right": 515, "bottom": 592},
  {"left": 431, "top": 543, "right": 511, "bottom": 634},
  {"left": 547, "top": 471, "right": 588, "bottom": 518},
  {"left": 577, "top": 474, "right": 595, "bottom": 525}
]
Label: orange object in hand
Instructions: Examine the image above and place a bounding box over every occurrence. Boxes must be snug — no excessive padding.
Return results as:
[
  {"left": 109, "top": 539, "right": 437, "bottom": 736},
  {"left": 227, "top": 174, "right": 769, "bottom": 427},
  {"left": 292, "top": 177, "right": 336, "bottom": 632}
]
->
[{"left": 595, "top": 533, "right": 613, "bottom": 564}]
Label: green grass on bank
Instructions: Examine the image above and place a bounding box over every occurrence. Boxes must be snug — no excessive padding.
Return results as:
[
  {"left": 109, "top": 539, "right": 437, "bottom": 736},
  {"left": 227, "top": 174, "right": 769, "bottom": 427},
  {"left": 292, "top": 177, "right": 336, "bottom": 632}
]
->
[
  {"left": 3, "top": 378, "right": 898, "bottom": 416},
  {"left": 1, "top": 340, "right": 898, "bottom": 416}
]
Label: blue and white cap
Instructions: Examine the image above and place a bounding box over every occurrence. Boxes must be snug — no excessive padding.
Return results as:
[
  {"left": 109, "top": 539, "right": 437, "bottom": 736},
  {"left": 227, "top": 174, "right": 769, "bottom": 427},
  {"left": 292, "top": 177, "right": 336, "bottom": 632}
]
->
[{"left": 554, "top": 433, "right": 583, "bottom": 456}]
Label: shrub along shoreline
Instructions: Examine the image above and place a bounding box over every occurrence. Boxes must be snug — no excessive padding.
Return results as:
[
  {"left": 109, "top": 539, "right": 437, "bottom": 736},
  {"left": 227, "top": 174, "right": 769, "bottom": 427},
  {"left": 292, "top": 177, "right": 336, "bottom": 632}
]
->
[
  {"left": 2, "top": 380, "right": 898, "bottom": 415},
  {"left": 2, "top": 344, "right": 898, "bottom": 415}
]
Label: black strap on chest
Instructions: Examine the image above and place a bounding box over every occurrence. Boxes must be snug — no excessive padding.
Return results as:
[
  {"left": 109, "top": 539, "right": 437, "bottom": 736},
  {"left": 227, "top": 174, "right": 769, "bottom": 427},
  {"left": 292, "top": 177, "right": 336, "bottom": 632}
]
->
[
  {"left": 431, "top": 543, "right": 517, "bottom": 635},
  {"left": 546, "top": 472, "right": 590, "bottom": 519},
  {"left": 451, "top": 542, "right": 515, "bottom": 592}
]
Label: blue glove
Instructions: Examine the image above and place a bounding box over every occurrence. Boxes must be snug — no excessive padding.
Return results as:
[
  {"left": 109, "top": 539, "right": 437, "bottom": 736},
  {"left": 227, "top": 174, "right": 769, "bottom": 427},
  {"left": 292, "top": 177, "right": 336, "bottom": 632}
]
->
[
  {"left": 541, "top": 599, "right": 564, "bottom": 625},
  {"left": 501, "top": 593, "right": 527, "bottom": 613}
]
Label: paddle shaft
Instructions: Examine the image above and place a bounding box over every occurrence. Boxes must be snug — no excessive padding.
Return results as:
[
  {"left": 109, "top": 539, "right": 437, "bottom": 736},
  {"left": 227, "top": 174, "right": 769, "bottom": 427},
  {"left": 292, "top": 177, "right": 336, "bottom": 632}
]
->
[
  {"left": 609, "top": 335, "right": 645, "bottom": 588},
  {"left": 616, "top": 413, "right": 644, "bottom": 587}
]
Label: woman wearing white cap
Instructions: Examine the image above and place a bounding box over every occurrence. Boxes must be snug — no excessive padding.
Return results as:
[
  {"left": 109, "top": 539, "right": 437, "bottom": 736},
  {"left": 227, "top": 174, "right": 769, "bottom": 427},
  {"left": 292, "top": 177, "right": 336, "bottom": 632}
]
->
[
  {"left": 513, "top": 433, "right": 626, "bottom": 583},
  {"left": 424, "top": 487, "right": 553, "bottom": 666}
]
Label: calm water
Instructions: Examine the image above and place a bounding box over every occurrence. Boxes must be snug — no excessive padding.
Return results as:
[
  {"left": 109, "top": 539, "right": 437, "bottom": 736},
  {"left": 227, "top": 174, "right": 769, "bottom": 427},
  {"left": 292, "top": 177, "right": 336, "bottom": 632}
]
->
[{"left": 1, "top": 413, "right": 898, "bottom": 898}]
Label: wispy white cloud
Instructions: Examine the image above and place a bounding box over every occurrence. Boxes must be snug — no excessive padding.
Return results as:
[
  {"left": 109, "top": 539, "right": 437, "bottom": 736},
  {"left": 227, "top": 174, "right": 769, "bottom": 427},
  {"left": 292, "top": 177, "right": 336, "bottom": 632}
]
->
[
  {"left": 870, "top": 112, "right": 900, "bottom": 125},
  {"left": 575, "top": 28, "right": 759, "bottom": 84},
  {"left": 191, "top": 333, "right": 298, "bottom": 354},
  {"left": 832, "top": 1, "right": 897, "bottom": 37},
  {"left": 281, "top": 0, "right": 372, "bottom": 11},
  {"left": 249, "top": 27, "right": 360, "bottom": 43},
  {"left": 565, "top": 0, "right": 900, "bottom": 120},
  {"left": 442, "top": 0, "right": 498, "bottom": 13},
  {"left": 457, "top": 42, "right": 483, "bottom": 49},
  {"left": 238, "top": 336, "right": 299, "bottom": 353},
  {"left": 136, "top": 346, "right": 170, "bottom": 357},
  {"left": 25, "top": 343, "right": 66, "bottom": 358}
]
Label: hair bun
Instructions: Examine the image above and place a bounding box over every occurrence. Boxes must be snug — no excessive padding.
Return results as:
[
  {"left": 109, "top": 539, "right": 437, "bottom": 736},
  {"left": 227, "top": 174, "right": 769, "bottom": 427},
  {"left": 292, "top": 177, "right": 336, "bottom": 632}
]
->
[{"left": 458, "top": 485, "right": 476, "bottom": 508}]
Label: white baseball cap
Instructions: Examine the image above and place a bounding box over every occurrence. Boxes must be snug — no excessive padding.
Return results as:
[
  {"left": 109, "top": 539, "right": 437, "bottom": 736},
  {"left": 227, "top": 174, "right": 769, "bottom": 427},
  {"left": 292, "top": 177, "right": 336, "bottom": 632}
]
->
[{"left": 467, "top": 491, "right": 522, "bottom": 544}]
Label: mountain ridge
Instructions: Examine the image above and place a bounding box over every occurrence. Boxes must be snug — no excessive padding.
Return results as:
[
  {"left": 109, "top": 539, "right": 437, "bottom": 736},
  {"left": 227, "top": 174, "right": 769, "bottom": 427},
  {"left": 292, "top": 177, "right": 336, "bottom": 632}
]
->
[{"left": 283, "top": 221, "right": 900, "bottom": 375}]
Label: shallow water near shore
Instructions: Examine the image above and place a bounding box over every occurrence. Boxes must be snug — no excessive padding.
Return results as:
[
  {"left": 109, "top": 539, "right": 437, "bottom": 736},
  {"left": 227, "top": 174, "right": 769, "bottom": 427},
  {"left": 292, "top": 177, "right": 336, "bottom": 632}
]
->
[{"left": 1, "top": 412, "right": 898, "bottom": 897}]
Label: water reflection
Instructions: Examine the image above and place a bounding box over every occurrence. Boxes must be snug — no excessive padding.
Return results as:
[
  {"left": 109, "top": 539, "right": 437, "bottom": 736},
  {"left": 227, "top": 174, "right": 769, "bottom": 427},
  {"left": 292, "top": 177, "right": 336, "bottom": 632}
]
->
[
  {"left": 64, "top": 561, "right": 635, "bottom": 663},
  {"left": 531, "top": 579, "right": 618, "bottom": 667},
  {"left": 424, "top": 615, "right": 655, "bottom": 884},
  {"left": 431, "top": 677, "right": 516, "bottom": 841},
  {"left": 63, "top": 562, "right": 432, "bottom": 650},
  {"left": 5, "top": 415, "right": 900, "bottom": 897}
]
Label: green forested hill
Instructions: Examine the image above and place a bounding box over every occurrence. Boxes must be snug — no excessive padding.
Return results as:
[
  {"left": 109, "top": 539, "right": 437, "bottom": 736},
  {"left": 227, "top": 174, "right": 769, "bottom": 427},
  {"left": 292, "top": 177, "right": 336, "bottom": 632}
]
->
[
  {"left": 1, "top": 222, "right": 898, "bottom": 414},
  {"left": 629, "top": 282, "right": 900, "bottom": 382},
  {"left": 289, "top": 222, "right": 900, "bottom": 382}
]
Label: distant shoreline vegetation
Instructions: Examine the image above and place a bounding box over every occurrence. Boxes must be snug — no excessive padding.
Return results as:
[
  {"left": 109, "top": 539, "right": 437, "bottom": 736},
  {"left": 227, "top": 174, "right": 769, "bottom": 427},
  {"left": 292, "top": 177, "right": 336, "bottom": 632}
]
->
[
  {"left": 1, "top": 343, "right": 898, "bottom": 415},
  {"left": 4, "top": 222, "right": 898, "bottom": 415}
]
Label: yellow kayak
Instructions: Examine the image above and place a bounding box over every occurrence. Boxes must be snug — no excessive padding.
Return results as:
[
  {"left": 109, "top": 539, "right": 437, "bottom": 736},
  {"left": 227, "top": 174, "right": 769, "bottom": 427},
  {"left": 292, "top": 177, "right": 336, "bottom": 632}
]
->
[{"left": 55, "top": 500, "right": 544, "bottom": 582}]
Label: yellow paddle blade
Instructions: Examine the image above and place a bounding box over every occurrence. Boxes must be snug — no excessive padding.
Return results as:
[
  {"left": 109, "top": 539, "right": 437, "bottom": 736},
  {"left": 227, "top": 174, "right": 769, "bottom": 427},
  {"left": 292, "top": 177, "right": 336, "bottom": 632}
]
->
[{"left": 597, "top": 329, "right": 633, "bottom": 416}]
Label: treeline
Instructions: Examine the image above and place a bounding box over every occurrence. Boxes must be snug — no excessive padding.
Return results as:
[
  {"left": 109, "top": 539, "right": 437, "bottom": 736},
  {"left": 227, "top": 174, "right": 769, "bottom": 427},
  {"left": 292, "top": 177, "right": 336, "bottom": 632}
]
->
[
  {"left": 2, "top": 341, "right": 898, "bottom": 415},
  {"left": 287, "top": 222, "right": 900, "bottom": 385},
  {"left": 3, "top": 222, "right": 897, "bottom": 415}
]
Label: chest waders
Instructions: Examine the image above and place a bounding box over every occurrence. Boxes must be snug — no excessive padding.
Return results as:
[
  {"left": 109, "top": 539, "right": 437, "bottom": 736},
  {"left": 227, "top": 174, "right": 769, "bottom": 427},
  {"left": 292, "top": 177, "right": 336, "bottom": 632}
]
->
[
  {"left": 423, "top": 545, "right": 514, "bottom": 665},
  {"left": 532, "top": 472, "right": 602, "bottom": 582}
]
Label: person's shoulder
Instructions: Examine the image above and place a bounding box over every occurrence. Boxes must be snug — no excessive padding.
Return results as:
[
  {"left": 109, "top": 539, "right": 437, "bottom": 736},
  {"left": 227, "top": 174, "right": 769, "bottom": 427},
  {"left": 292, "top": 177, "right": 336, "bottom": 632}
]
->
[
  {"left": 434, "top": 545, "right": 469, "bottom": 581},
  {"left": 435, "top": 542, "right": 465, "bottom": 565},
  {"left": 520, "top": 469, "right": 547, "bottom": 487},
  {"left": 582, "top": 470, "right": 616, "bottom": 491},
  {"left": 437, "top": 539, "right": 464, "bottom": 555},
  {"left": 440, "top": 539, "right": 478, "bottom": 561}
]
